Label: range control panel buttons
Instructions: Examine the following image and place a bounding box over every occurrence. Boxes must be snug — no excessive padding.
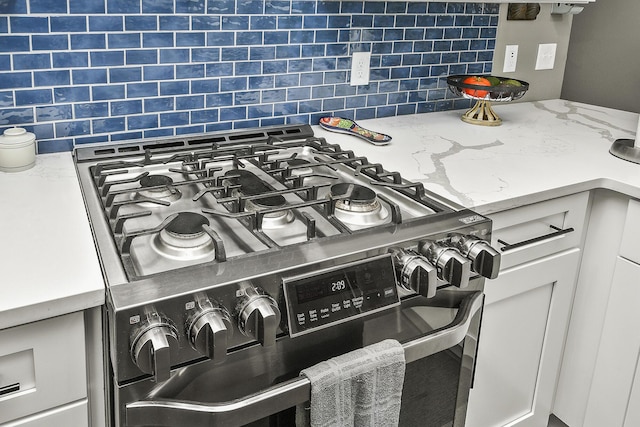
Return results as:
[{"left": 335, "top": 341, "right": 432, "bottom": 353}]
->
[{"left": 283, "top": 254, "right": 400, "bottom": 337}]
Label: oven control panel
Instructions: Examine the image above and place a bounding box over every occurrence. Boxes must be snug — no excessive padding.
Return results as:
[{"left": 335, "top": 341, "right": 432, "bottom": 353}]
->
[{"left": 282, "top": 254, "right": 400, "bottom": 337}]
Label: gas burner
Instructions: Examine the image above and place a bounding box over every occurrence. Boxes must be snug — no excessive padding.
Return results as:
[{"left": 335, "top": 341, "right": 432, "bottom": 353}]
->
[
  {"left": 133, "top": 174, "right": 181, "bottom": 204},
  {"left": 153, "top": 212, "right": 215, "bottom": 260},
  {"left": 331, "top": 183, "right": 378, "bottom": 212},
  {"left": 224, "top": 170, "right": 294, "bottom": 228},
  {"left": 224, "top": 170, "right": 286, "bottom": 208},
  {"left": 330, "top": 183, "right": 389, "bottom": 228},
  {"left": 142, "top": 175, "right": 173, "bottom": 187},
  {"left": 255, "top": 209, "right": 295, "bottom": 228}
]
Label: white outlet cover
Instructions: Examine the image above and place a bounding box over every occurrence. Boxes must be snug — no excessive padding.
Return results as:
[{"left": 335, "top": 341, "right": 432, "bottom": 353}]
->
[
  {"left": 350, "top": 51, "right": 371, "bottom": 86},
  {"left": 503, "top": 44, "right": 518, "bottom": 73},
  {"left": 535, "top": 43, "right": 557, "bottom": 70}
]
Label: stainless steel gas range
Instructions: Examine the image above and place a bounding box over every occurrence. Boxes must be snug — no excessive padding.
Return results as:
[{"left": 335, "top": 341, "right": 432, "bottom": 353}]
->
[{"left": 74, "top": 124, "right": 500, "bottom": 427}]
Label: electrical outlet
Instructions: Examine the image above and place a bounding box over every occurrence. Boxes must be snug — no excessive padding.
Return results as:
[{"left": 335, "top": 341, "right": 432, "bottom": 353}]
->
[
  {"left": 350, "top": 51, "right": 371, "bottom": 86},
  {"left": 535, "top": 43, "right": 557, "bottom": 70},
  {"left": 503, "top": 45, "right": 518, "bottom": 73}
]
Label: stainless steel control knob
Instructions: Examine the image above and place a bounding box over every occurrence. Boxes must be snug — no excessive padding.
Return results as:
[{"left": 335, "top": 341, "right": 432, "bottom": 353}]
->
[
  {"left": 130, "top": 312, "right": 178, "bottom": 383},
  {"left": 447, "top": 234, "right": 501, "bottom": 279},
  {"left": 418, "top": 240, "right": 472, "bottom": 288},
  {"left": 237, "top": 287, "right": 281, "bottom": 347},
  {"left": 187, "top": 303, "right": 232, "bottom": 363},
  {"left": 389, "top": 247, "right": 437, "bottom": 298}
]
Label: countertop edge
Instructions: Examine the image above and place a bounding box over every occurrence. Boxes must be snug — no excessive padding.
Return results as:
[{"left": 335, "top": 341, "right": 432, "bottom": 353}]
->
[
  {"left": 0, "top": 288, "right": 105, "bottom": 330},
  {"left": 474, "top": 178, "right": 640, "bottom": 216}
]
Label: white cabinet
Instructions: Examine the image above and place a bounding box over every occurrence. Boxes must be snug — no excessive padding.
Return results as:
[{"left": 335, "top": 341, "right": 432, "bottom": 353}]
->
[
  {"left": 583, "top": 257, "right": 640, "bottom": 427},
  {"left": 566, "top": 198, "right": 640, "bottom": 427},
  {"left": 618, "top": 198, "right": 640, "bottom": 263},
  {"left": 2, "top": 401, "right": 88, "bottom": 427},
  {"left": 0, "top": 312, "right": 89, "bottom": 426},
  {"left": 467, "top": 250, "right": 581, "bottom": 427},
  {"left": 467, "top": 192, "right": 589, "bottom": 427},
  {"left": 624, "top": 353, "right": 640, "bottom": 427},
  {"left": 553, "top": 193, "right": 639, "bottom": 427}
]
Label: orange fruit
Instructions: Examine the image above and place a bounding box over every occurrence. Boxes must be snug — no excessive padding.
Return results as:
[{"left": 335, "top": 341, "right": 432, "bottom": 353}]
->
[{"left": 462, "top": 76, "right": 492, "bottom": 98}]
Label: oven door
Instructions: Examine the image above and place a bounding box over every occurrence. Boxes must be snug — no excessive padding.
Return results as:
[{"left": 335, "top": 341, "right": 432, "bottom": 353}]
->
[{"left": 121, "top": 289, "right": 483, "bottom": 427}]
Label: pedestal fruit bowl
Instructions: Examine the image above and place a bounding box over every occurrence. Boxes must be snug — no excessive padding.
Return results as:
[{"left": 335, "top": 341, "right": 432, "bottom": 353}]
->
[{"left": 447, "top": 75, "right": 529, "bottom": 126}]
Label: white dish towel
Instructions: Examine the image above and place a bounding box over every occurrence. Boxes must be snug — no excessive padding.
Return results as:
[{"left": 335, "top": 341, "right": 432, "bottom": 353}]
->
[{"left": 295, "top": 339, "right": 406, "bottom": 427}]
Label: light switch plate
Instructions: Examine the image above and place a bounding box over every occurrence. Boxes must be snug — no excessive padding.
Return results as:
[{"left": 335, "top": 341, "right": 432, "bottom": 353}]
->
[{"left": 535, "top": 43, "right": 557, "bottom": 70}]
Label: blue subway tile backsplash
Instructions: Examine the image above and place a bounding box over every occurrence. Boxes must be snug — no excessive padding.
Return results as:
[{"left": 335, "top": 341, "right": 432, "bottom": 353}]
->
[{"left": 0, "top": 0, "right": 498, "bottom": 153}]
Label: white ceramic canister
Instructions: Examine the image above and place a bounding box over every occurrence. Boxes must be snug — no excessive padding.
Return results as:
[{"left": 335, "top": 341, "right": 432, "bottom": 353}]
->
[{"left": 0, "top": 127, "right": 36, "bottom": 172}]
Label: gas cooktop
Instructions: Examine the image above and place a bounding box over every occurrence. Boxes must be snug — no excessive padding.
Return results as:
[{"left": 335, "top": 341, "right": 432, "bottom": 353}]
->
[{"left": 75, "top": 124, "right": 460, "bottom": 282}]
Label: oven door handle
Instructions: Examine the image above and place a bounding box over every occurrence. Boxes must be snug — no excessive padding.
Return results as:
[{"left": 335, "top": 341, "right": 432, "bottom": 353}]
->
[{"left": 125, "top": 291, "right": 483, "bottom": 427}]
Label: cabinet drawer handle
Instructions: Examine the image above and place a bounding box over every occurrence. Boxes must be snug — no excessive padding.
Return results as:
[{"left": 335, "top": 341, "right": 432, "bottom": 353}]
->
[
  {"left": 497, "top": 225, "right": 575, "bottom": 252},
  {"left": 0, "top": 382, "right": 20, "bottom": 396}
]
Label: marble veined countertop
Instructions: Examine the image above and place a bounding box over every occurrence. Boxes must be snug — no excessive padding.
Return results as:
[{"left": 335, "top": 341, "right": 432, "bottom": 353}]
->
[
  {"left": 1, "top": 99, "right": 638, "bottom": 330},
  {"left": 314, "top": 99, "right": 640, "bottom": 215}
]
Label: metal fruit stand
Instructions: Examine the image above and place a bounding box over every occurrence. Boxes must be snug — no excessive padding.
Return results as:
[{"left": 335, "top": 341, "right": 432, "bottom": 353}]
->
[{"left": 446, "top": 75, "right": 529, "bottom": 126}]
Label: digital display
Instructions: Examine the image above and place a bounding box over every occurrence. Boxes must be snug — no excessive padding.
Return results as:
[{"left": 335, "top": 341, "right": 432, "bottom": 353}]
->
[
  {"left": 295, "top": 271, "right": 359, "bottom": 304},
  {"left": 283, "top": 254, "right": 400, "bottom": 337}
]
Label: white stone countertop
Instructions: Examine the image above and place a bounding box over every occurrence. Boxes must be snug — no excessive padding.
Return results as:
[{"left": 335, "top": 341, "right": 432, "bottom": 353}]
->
[
  {"left": 0, "top": 152, "right": 104, "bottom": 330},
  {"left": 314, "top": 99, "right": 640, "bottom": 215},
  {"left": 1, "top": 99, "right": 638, "bottom": 330}
]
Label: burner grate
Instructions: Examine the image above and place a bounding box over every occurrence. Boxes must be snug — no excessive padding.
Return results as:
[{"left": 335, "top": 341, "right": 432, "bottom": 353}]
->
[{"left": 79, "top": 126, "right": 446, "bottom": 279}]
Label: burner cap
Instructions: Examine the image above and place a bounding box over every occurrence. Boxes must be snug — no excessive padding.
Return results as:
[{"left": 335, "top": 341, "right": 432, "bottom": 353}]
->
[
  {"left": 330, "top": 183, "right": 377, "bottom": 205},
  {"left": 225, "top": 170, "right": 286, "bottom": 209},
  {"left": 253, "top": 195, "right": 286, "bottom": 208},
  {"left": 330, "top": 184, "right": 389, "bottom": 228},
  {"left": 133, "top": 174, "right": 181, "bottom": 204},
  {"left": 166, "top": 212, "right": 210, "bottom": 237},
  {"left": 140, "top": 174, "right": 173, "bottom": 188}
]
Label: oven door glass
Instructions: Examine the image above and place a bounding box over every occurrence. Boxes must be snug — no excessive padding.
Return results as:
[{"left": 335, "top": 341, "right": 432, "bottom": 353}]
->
[{"left": 120, "top": 289, "right": 482, "bottom": 427}]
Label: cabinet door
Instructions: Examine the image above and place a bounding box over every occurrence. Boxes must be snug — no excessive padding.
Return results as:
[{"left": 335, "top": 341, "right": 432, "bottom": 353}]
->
[
  {"left": 584, "top": 257, "right": 640, "bottom": 427},
  {"left": 624, "top": 354, "right": 640, "bottom": 427},
  {"left": 553, "top": 190, "right": 630, "bottom": 426},
  {"left": 466, "top": 249, "right": 581, "bottom": 427},
  {"left": 618, "top": 199, "right": 640, "bottom": 264},
  {"left": 0, "top": 312, "right": 87, "bottom": 424}
]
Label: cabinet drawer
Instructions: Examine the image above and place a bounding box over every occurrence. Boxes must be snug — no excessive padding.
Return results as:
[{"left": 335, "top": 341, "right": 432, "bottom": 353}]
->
[
  {"left": 1, "top": 400, "right": 88, "bottom": 427},
  {"left": 619, "top": 199, "right": 640, "bottom": 264},
  {"left": 489, "top": 192, "right": 589, "bottom": 269},
  {"left": 0, "top": 312, "right": 87, "bottom": 424}
]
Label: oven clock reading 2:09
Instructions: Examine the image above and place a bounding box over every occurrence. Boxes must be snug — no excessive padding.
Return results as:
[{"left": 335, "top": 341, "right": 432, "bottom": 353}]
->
[
  {"left": 283, "top": 254, "right": 400, "bottom": 337},
  {"left": 332, "top": 279, "right": 346, "bottom": 292},
  {"left": 294, "top": 272, "right": 357, "bottom": 304}
]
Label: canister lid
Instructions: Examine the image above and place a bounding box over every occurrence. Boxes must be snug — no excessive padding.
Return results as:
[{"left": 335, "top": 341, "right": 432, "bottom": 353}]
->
[{"left": 0, "top": 127, "right": 36, "bottom": 147}]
